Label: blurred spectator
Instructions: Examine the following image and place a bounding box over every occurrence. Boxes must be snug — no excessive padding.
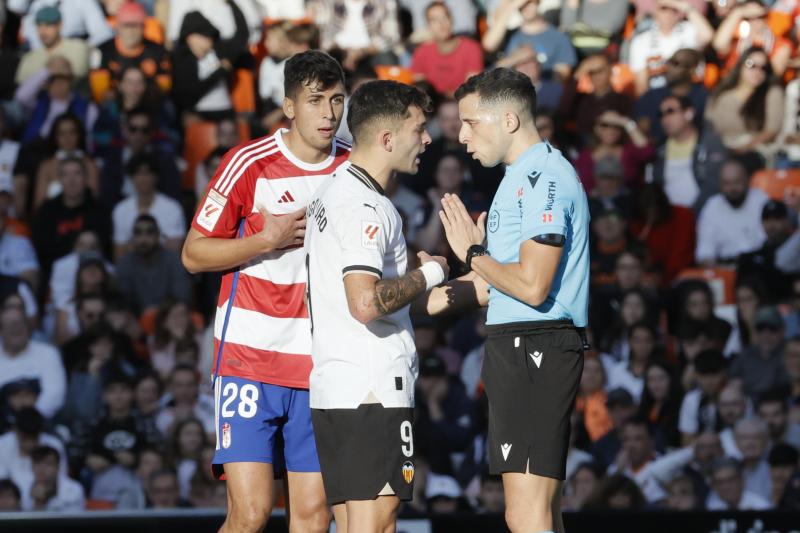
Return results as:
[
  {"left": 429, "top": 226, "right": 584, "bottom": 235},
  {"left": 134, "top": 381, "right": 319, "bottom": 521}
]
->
[
  {"left": 425, "top": 472, "right": 467, "bottom": 513},
  {"left": 664, "top": 473, "right": 701, "bottom": 510},
  {"left": 415, "top": 355, "right": 475, "bottom": 475},
  {"left": 10, "top": 0, "right": 113, "bottom": 49},
  {"left": 27, "top": 445, "right": 84, "bottom": 511},
  {"left": 0, "top": 208, "right": 39, "bottom": 292},
  {"left": 589, "top": 249, "right": 654, "bottom": 337},
  {"left": 0, "top": 109, "right": 22, "bottom": 220},
  {"left": 733, "top": 417, "right": 772, "bottom": 500},
  {"left": 132, "top": 372, "right": 164, "bottom": 446},
  {"left": 559, "top": 0, "right": 629, "bottom": 57},
  {"left": 474, "top": 472, "right": 505, "bottom": 513},
  {"left": 503, "top": 46, "right": 563, "bottom": 111},
  {"left": 575, "top": 356, "right": 613, "bottom": 443},
  {"left": 674, "top": 281, "right": 732, "bottom": 351},
  {"left": 187, "top": 445, "right": 225, "bottom": 507},
  {"left": 53, "top": 255, "right": 113, "bottom": 345},
  {"left": 144, "top": 468, "right": 190, "bottom": 508},
  {"left": 483, "top": 0, "right": 576, "bottom": 81},
  {"left": 0, "top": 479, "right": 21, "bottom": 511},
  {"left": 410, "top": 2, "right": 483, "bottom": 96},
  {"left": 646, "top": 95, "right": 726, "bottom": 213},
  {"left": 635, "top": 48, "right": 707, "bottom": 143},
  {"left": 726, "top": 279, "right": 766, "bottom": 355},
  {"left": 166, "top": 0, "right": 262, "bottom": 47},
  {"left": 401, "top": 0, "right": 478, "bottom": 39},
  {"left": 628, "top": 0, "right": 713, "bottom": 95},
  {"left": 0, "top": 377, "right": 40, "bottom": 434},
  {"left": 678, "top": 349, "right": 727, "bottom": 445},
  {"left": 606, "top": 323, "right": 661, "bottom": 403},
  {"left": 785, "top": 338, "right": 800, "bottom": 424},
  {"left": 575, "top": 110, "right": 653, "bottom": 194},
  {"left": 168, "top": 418, "right": 207, "bottom": 500},
  {"left": 695, "top": 158, "right": 768, "bottom": 265},
  {"left": 582, "top": 473, "right": 647, "bottom": 510},
  {"left": 598, "top": 289, "right": 652, "bottom": 362},
  {"left": 756, "top": 387, "right": 800, "bottom": 449},
  {"left": 0, "top": 408, "right": 68, "bottom": 502},
  {"left": 15, "top": 6, "right": 90, "bottom": 84},
  {"left": 148, "top": 301, "right": 201, "bottom": 381},
  {"left": 31, "top": 113, "right": 100, "bottom": 213},
  {"left": 778, "top": 76, "right": 800, "bottom": 166},
  {"left": 155, "top": 365, "right": 214, "bottom": 437},
  {"left": 562, "top": 462, "right": 600, "bottom": 510},
  {"left": 98, "top": 108, "right": 180, "bottom": 209},
  {"left": 717, "top": 383, "right": 749, "bottom": 457},
  {"left": 706, "top": 457, "right": 771, "bottom": 509},
  {"left": 112, "top": 155, "right": 184, "bottom": 259},
  {"left": 49, "top": 232, "right": 111, "bottom": 316},
  {"left": 704, "top": 48, "right": 784, "bottom": 156},
  {"left": 591, "top": 387, "right": 637, "bottom": 471},
  {"left": 116, "top": 445, "right": 163, "bottom": 509},
  {"left": 712, "top": 1, "right": 793, "bottom": 78},
  {"left": 16, "top": 56, "right": 98, "bottom": 144},
  {"left": 638, "top": 360, "right": 683, "bottom": 449},
  {"left": 630, "top": 183, "right": 695, "bottom": 286},
  {"left": 309, "top": 0, "right": 401, "bottom": 70},
  {"left": 116, "top": 214, "right": 191, "bottom": 315},
  {"left": 768, "top": 443, "right": 799, "bottom": 507},
  {"left": 737, "top": 200, "right": 795, "bottom": 301},
  {"left": 608, "top": 417, "right": 666, "bottom": 503},
  {"left": 0, "top": 307, "right": 65, "bottom": 418},
  {"left": 560, "top": 53, "right": 634, "bottom": 144},
  {"left": 258, "top": 20, "right": 318, "bottom": 111},
  {"left": 92, "top": 2, "right": 171, "bottom": 97},
  {"left": 172, "top": 7, "right": 248, "bottom": 120},
  {"left": 730, "top": 306, "right": 787, "bottom": 400},
  {"left": 589, "top": 205, "right": 630, "bottom": 283}
]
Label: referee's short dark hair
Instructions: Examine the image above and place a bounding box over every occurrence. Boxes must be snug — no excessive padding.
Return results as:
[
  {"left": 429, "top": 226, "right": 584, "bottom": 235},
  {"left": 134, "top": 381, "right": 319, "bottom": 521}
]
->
[
  {"left": 347, "top": 80, "right": 433, "bottom": 144},
  {"left": 284, "top": 50, "right": 345, "bottom": 99},
  {"left": 455, "top": 68, "right": 537, "bottom": 122}
]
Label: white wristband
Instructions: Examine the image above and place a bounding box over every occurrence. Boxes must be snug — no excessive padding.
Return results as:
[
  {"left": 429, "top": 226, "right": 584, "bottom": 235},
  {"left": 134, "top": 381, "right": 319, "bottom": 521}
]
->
[{"left": 419, "top": 261, "right": 446, "bottom": 291}]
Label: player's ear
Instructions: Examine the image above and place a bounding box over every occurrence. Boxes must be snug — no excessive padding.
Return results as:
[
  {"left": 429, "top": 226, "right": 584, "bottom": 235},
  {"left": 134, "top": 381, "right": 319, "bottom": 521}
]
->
[
  {"left": 380, "top": 129, "right": 394, "bottom": 153},
  {"left": 504, "top": 111, "right": 520, "bottom": 134},
  {"left": 283, "top": 96, "right": 295, "bottom": 120}
]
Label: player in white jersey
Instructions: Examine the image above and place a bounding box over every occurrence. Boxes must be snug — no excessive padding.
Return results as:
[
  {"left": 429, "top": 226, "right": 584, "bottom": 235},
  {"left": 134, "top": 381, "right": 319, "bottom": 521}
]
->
[
  {"left": 305, "top": 80, "right": 448, "bottom": 533},
  {"left": 182, "top": 51, "right": 347, "bottom": 533}
]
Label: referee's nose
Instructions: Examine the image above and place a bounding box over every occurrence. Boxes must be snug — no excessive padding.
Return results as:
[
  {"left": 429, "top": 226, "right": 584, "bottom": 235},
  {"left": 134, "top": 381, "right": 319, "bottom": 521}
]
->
[{"left": 458, "top": 123, "right": 469, "bottom": 146}]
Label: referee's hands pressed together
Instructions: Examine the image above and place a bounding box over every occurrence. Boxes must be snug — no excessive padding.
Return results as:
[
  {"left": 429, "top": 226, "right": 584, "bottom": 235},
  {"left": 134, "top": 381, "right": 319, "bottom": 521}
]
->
[{"left": 438, "top": 193, "right": 488, "bottom": 262}]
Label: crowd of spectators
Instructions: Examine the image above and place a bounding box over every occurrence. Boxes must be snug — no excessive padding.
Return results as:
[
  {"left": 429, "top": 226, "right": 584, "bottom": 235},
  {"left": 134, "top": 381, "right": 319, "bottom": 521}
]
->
[{"left": 0, "top": 0, "right": 799, "bottom": 518}]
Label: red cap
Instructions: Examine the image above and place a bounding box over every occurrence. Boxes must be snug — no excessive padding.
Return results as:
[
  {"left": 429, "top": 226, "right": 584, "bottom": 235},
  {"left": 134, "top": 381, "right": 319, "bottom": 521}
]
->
[{"left": 117, "top": 2, "right": 147, "bottom": 25}]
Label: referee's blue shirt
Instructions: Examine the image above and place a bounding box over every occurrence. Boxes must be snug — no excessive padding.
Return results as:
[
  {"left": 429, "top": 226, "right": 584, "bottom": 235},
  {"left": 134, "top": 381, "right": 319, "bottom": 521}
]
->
[{"left": 485, "top": 141, "right": 590, "bottom": 327}]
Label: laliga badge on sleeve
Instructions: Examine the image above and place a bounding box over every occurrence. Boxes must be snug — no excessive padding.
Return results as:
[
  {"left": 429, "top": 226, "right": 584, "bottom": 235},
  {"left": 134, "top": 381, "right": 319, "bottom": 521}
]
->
[{"left": 222, "top": 422, "right": 232, "bottom": 449}]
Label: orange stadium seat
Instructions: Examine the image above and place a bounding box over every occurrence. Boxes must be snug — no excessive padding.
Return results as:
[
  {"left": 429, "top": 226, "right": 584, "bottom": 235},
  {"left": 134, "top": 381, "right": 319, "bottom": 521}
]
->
[
  {"left": 232, "top": 68, "right": 257, "bottom": 114},
  {"left": 577, "top": 63, "right": 636, "bottom": 97},
  {"left": 182, "top": 120, "right": 218, "bottom": 190},
  {"left": 675, "top": 267, "right": 737, "bottom": 305},
  {"left": 375, "top": 65, "right": 415, "bottom": 85},
  {"left": 751, "top": 168, "right": 800, "bottom": 201}
]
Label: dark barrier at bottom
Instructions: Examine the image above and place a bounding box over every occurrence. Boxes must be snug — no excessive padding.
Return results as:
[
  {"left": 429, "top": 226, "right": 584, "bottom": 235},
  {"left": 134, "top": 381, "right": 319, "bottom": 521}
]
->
[{"left": 1, "top": 510, "right": 800, "bottom": 533}]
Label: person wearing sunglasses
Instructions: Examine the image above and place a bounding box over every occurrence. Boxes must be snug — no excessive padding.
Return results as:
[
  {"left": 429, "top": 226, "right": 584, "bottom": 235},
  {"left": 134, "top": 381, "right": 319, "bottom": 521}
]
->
[
  {"left": 705, "top": 47, "right": 784, "bottom": 157},
  {"left": 730, "top": 306, "right": 787, "bottom": 401},
  {"left": 712, "top": 0, "right": 793, "bottom": 78},
  {"left": 646, "top": 94, "right": 726, "bottom": 213}
]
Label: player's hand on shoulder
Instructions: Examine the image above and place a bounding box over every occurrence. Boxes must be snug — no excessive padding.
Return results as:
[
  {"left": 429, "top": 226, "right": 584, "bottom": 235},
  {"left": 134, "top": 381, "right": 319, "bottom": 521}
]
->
[
  {"left": 439, "top": 193, "right": 487, "bottom": 263},
  {"left": 418, "top": 250, "right": 450, "bottom": 281},
  {"left": 255, "top": 205, "right": 307, "bottom": 252}
]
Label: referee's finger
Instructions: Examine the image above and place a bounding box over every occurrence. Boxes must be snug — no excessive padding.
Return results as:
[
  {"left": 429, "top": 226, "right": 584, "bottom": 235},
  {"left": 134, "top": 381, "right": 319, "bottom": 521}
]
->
[
  {"left": 438, "top": 210, "right": 451, "bottom": 232},
  {"left": 443, "top": 194, "right": 470, "bottom": 226}
]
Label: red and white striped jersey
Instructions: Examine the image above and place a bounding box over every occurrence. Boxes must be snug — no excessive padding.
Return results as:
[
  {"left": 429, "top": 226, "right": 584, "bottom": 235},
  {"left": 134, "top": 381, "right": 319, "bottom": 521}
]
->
[{"left": 192, "top": 128, "right": 351, "bottom": 388}]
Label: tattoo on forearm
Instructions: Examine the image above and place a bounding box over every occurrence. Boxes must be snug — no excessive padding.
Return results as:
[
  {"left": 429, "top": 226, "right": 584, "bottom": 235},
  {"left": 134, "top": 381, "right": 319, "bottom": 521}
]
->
[{"left": 373, "top": 270, "right": 427, "bottom": 316}]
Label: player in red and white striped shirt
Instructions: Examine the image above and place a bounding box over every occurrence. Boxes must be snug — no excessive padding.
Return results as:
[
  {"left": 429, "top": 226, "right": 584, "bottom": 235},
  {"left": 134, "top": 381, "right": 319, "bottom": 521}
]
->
[{"left": 182, "top": 51, "right": 348, "bottom": 533}]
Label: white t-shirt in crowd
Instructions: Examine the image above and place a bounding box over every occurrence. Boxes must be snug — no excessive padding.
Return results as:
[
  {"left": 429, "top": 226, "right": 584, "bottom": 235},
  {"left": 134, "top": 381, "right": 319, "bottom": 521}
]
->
[
  {"left": 0, "top": 340, "right": 66, "bottom": 418},
  {"left": 112, "top": 193, "right": 186, "bottom": 246}
]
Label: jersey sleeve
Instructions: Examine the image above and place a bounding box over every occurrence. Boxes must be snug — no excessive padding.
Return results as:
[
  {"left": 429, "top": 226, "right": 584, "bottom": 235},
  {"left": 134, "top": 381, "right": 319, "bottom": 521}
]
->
[
  {"left": 521, "top": 172, "right": 573, "bottom": 242},
  {"left": 334, "top": 202, "right": 389, "bottom": 279},
  {"left": 191, "top": 146, "right": 251, "bottom": 238}
]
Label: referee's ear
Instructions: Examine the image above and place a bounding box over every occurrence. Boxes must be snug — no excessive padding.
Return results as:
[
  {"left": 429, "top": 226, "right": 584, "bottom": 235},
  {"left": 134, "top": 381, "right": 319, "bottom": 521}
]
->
[{"left": 503, "top": 111, "right": 521, "bottom": 134}]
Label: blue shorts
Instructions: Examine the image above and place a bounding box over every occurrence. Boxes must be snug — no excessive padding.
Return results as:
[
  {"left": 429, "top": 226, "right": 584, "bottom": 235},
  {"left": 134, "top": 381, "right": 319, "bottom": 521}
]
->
[{"left": 212, "top": 376, "right": 320, "bottom": 479}]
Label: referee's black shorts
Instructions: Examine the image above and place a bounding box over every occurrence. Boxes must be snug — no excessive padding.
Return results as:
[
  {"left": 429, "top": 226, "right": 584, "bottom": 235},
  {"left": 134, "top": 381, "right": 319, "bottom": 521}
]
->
[{"left": 483, "top": 319, "right": 584, "bottom": 480}]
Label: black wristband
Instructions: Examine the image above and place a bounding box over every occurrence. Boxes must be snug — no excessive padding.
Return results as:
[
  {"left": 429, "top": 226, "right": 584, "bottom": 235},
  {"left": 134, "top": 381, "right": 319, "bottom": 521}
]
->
[{"left": 466, "top": 244, "right": 489, "bottom": 271}]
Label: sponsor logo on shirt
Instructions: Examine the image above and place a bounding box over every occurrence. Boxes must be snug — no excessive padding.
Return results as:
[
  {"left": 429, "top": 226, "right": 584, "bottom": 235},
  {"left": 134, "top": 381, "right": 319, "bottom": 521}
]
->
[
  {"left": 488, "top": 210, "right": 500, "bottom": 233},
  {"left": 196, "top": 196, "right": 225, "bottom": 231},
  {"left": 402, "top": 461, "right": 415, "bottom": 484},
  {"left": 362, "top": 221, "right": 382, "bottom": 249},
  {"left": 541, "top": 213, "right": 553, "bottom": 223},
  {"left": 545, "top": 181, "right": 556, "bottom": 211},
  {"left": 222, "top": 422, "right": 232, "bottom": 449},
  {"left": 277, "top": 190, "right": 295, "bottom": 204}
]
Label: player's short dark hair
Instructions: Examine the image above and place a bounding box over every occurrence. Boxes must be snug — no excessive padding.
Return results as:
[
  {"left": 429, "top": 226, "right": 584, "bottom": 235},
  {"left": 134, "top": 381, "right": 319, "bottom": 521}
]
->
[
  {"left": 284, "top": 50, "right": 345, "bottom": 99},
  {"left": 347, "top": 80, "right": 433, "bottom": 144},
  {"left": 31, "top": 445, "right": 60, "bottom": 465},
  {"left": 455, "top": 68, "right": 537, "bottom": 122}
]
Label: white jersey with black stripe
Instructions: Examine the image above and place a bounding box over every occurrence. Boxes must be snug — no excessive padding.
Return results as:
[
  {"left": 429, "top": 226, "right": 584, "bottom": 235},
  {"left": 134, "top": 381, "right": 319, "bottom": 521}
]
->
[{"left": 304, "top": 161, "right": 417, "bottom": 409}]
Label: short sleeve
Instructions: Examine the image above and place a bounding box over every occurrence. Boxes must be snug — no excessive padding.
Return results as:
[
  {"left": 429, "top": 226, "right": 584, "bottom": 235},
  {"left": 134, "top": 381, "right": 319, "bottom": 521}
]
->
[
  {"left": 521, "top": 174, "right": 572, "bottom": 240},
  {"left": 334, "top": 202, "right": 389, "bottom": 279},
  {"left": 191, "top": 147, "right": 250, "bottom": 238}
]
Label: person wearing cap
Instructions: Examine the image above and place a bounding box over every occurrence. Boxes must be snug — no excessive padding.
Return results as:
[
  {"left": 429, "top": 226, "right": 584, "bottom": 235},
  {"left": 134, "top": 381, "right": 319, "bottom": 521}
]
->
[
  {"left": 15, "top": 5, "right": 91, "bottom": 84},
  {"left": 730, "top": 306, "right": 788, "bottom": 400},
  {"left": 424, "top": 472, "right": 464, "bottom": 513},
  {"left": 589, "top": 387, "right": 637, "bottom": 471},
  {"left": 10, "top": 0, "right": 112, "bottom": 50},
  {"left": 738, "top": 199, "right": 795, "bottom": 300},
  {"left": 646, "top": 93, "right": 726, "bottom": 213},
  {"left": 91, "top": 1, "right": 171, "bottom": 100},
  {"left": 696, "top": 157, "right": 769, "bottom": 266},
  {"left": 678, "top": 349, "right": 728, "bottom": 445}
]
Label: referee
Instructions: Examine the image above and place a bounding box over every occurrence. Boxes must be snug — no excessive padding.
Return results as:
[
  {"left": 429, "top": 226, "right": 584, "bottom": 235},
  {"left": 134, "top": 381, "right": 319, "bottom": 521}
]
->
[{"left": 435, "top": 68, "right": 589, "bottom": 533}]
